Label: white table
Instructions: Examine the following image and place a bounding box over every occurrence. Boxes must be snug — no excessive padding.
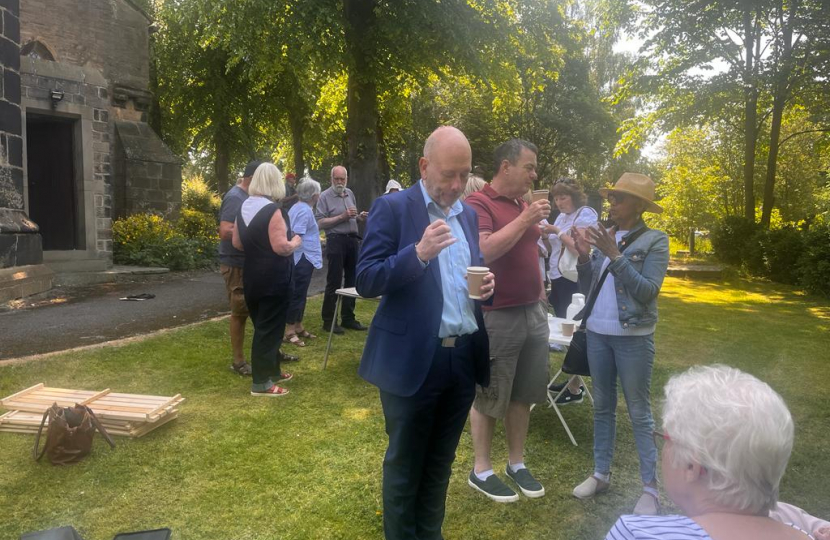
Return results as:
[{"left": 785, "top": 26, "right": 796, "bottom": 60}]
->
[
  {"left": 322, "top": 287, "right": 379, "bottom": 370},
  {"left": 544, "top": 316, "right": 594, "bottom": 447}
]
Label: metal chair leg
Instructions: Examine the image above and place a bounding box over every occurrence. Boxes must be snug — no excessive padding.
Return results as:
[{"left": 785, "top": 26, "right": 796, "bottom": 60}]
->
[{"left": 322, "top": 295, "right": 343, "bottom": 370}]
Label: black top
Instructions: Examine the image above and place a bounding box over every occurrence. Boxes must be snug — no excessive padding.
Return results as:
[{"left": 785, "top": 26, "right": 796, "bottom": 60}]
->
[{"left": 237, "top": 202, "right": 294, "bottom": 299}]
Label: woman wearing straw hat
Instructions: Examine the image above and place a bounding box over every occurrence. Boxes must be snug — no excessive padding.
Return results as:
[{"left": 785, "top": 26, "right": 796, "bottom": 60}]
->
[{"left": 570, "top": 172, "right": 669, "bottom": 515}]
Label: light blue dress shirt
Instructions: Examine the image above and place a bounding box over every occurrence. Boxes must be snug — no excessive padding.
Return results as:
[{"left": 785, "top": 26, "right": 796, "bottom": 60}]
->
[{"left": 417, "top": 180, "right": 478, "bottom": 338}]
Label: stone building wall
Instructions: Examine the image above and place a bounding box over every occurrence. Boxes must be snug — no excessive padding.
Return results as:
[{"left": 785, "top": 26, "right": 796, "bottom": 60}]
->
[
  {"left": 0, "top": 0, "right": 52, "bottom": 301},
  {"left": 19, "top": 0, "right": 150, "bottom": 92}
]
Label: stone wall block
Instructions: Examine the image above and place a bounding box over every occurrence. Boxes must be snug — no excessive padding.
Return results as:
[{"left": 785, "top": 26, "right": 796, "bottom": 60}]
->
[
  {"left": 4, "top": 69, "right": 20, "bottom": 103},
  {"left": 0, "top": 99, "right": 21, "bottom": 133},
  {"left": 3, "top": 10, "right": 19, "bottom": 43},
  {"left": 145, "top": 161, "right": 161, "bottom": 178},
  {"left": 25, "top": 85, "right": 47, "bottom": 99},
  {"left": 7, "top": 134, "right": 21, "bottom": 167},
  {"left": 0, "top": 165, "right": 23, "bottom": 208},
  {"left": 0, "top": 35, "right": 20, "bottom": 71}
]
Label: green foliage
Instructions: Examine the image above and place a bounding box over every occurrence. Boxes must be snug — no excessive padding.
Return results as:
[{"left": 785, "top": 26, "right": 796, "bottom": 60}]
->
[
  {"left": 711, "top": 216, "right": 759, "bottom": 267},
  {"left": 712, "top": 216, "right": 830, "bottom": 297},
  {"left": 759, "top": 227, "right": 806, "bottom": 285},
  {"left": 181, "top": 176, "right": 221, "bottom": 215},
  {"left": 654, "top": 128, "right": 724, "bottom": 242},
  {"left": 176, "top": 208, "right": 218, "bottom": 241},
  {"left": 113, "top": 213, "right": 217, "bottom": 271},
  {"left": 799, "top": 224, "right": 830, "bottom": 297}
]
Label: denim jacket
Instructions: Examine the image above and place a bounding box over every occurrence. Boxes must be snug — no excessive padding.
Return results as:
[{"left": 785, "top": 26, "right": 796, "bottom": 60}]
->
[{"left": 576, "top": 220, "right": 669, "bottom": 329}]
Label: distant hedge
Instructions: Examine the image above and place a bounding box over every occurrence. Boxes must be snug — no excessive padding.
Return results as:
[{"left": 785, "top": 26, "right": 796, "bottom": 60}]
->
[{"left": 711, "top": 216, "right": 830, "bottom": 297}]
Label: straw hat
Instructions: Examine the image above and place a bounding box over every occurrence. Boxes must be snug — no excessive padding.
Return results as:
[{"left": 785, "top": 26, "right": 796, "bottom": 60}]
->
[{"left": 599, "top": 172, "right": 663, "bottom": 214}]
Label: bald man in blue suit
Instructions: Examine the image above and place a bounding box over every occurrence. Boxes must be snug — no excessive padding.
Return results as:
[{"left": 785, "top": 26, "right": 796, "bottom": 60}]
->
[{"left": 357, "top": 127, "right": 495, "bottom": 540}]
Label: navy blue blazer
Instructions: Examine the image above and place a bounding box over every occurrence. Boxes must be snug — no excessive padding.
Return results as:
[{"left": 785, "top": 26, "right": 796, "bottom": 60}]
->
[{"left": 356, "top": 184, "right": 491, "bottom": 397}]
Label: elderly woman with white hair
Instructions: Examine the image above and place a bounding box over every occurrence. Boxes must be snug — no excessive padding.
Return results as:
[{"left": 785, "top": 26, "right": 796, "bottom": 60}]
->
[
  {"left": 285, "top": 178, "right": 323, "bottom": 347},
  {"left": 232, "top": 162, "right": 302, "bottom": 396},
  {"left": 605, "top": 364, "right": 817, "bottom": 540}
]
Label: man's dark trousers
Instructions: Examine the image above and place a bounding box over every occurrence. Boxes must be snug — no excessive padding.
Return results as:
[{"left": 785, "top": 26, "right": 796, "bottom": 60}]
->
[
  {"left": 379, "top": 336, "right": 476, "bottom": 540},
  {"left": 322, "top": 234, "right": 359, "bottom": 325}
]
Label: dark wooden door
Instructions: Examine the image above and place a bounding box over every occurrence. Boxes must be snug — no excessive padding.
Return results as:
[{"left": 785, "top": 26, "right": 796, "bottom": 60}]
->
[{"left": 27, "top": 118, "right": 77, "bottom": 251}]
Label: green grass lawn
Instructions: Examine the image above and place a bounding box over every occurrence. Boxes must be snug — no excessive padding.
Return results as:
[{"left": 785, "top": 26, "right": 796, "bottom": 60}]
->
[{"left": 1, "top": 276, "right": 829, "bottom": 540}]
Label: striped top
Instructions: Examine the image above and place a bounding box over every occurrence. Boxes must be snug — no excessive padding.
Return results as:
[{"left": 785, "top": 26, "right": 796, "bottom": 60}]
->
[{"left": 606, "top": 514, "right": 815, "bottom": 540}]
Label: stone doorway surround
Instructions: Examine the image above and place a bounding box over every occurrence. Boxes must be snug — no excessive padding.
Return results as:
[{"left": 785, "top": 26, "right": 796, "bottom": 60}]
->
[{"left": 20, "top": 57, "right": 112, "bottom": 273}]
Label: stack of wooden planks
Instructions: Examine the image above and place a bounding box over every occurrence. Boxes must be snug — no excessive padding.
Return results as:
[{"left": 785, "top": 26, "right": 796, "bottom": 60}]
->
[{"left": 0, "top": 383, "right": 184, "bottom": 438}]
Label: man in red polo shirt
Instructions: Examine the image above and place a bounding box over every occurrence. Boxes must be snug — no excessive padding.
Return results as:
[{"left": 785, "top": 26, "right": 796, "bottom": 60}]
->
[{"left": 464, "top": 139, "right": 552, "bottom": 503}]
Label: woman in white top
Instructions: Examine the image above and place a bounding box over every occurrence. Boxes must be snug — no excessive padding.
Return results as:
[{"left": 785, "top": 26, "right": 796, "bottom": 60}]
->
[
  {"left": 544, "top": 178, "right": 598, "bottom": 317},
  {"left": 542, "top": 179, "right": 597, "bottom": 404},
  {"left": 605, "top": 365, "right": 815, "bottom": 540}
]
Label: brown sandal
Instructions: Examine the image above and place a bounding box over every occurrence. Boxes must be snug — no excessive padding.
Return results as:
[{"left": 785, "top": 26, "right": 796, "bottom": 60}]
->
[{"left": 297, "top": 330, "right": 317, "bottom": 339}]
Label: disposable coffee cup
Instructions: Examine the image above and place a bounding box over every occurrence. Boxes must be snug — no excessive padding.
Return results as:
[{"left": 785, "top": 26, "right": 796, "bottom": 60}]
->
[
  {"left": 561, "top": 320, "right": 577, "bottom": 337},
  {"left": 532, "top": 190, "right": 549, "bottom": 202},
  {"left": 467, "top": 266, "right": 489, "bottom": 300}
]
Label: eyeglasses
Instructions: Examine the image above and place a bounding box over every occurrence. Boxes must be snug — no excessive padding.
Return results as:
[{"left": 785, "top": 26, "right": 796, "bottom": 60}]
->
[
  {"left": 607, "top": 193, "right": 629, "bottom": 205},
  {"left": 554, "top": 178, "right": 576, "bottom": 185}
]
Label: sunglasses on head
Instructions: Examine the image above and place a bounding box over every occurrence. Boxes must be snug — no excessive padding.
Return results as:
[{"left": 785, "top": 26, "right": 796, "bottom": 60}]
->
[{"left": 554, "top": 178, "right": 576, "bottom": 186}]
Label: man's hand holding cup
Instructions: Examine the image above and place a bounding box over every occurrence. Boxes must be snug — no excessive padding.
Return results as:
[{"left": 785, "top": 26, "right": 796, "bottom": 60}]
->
[
  {"left": 416, "top": 220, "right": 456, "bottom": 262},
  {"left": 467, "top": 268, "right": 495, "bottom": 301},
  {"left": 521, "top": 199, "right": 551, "bottom": 227}
]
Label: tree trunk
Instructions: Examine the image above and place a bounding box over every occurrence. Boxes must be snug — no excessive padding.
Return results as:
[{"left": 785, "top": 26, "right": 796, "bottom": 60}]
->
[
  {"left": 377, "top": 117, "right": 391, "bottom": 187},
  {"left": 688, "top": 228, "right": 696, "bottom": 256},
  {"left": 742, "top": 4, "right": 759, "bottom": 223},
  {"left": 761, "top": 0, "right": 796, "bottom": 229},
  {"left": 343, "top": 0, "right": 381, "bottom": 209},
  {"left": 214, "top": 136, "right": 231, "bottom": 193},
  {"left": 288, "top": 107, "right": 305, "bottom": 177}
]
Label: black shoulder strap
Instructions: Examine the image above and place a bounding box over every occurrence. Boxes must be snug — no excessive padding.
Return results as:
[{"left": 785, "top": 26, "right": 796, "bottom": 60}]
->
[
  {"left": 578, "top": 226, "right": 649, "bottom": 328},
  {"left": 33, "top": 407, "right": 52, "bottom": 461}
]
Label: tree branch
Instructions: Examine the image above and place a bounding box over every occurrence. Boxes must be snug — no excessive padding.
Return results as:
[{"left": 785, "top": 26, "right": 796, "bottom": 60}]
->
[{"left": 778, "top": 128, "right": 830, "bottom": 148}]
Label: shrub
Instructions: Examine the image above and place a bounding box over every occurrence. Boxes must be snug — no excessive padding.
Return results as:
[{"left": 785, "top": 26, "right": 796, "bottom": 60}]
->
[
  {"left": 182, "top": 175, "right": 221, "bottom": 215},
  {"left": 759, "top": 227, "right": 805, "bottom": 285},
  {"left": 176, "top": 208, "right": 218, "bottom": 241},
  {"left": 711, "top": 216, "right": 758, "bottom": 266},
  {"left": 113, "top": 212, "right": 218, "bottom": 271},
  {"left": 799, "top": 224, "right": 830, "bottom": 297}
]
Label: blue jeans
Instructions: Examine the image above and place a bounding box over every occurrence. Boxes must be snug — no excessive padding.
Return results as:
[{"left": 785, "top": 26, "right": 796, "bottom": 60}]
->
[
  {"left": 287, "top": 255, "right": 315, "bottom": 324},
  {"left": 587, "top": 330, "right": 657, "bottom": 485}
]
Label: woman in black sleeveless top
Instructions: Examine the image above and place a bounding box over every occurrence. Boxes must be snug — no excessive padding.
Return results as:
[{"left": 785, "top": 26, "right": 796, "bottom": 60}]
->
[{"left": 232, "top": 163, "right": 302, "bottom": 396}]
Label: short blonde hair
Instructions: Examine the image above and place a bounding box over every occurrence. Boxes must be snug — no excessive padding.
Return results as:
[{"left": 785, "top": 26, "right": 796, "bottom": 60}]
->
[
  {"left": 248, "top": 163, "right": 286, "bottom": 201},
  {"left": 461, "top": 175, "right": 487, "bottom": 200}
]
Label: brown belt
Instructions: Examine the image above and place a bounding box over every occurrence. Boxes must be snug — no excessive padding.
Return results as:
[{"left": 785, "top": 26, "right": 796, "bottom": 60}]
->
[{"left": 440, "top": 335, "right": 471, "bottom": 348}]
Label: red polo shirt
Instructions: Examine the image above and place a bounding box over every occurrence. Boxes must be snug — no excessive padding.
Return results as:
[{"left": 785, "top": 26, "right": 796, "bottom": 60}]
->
[{"left": 465, "top": 183, "right": 543, "bottom": 311}]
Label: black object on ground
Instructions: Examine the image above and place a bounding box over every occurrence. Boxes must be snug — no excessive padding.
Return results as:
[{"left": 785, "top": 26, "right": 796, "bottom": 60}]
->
[
  {"left": 20, "top": 526, "right": 84, "bottom": 540},
  {"left": 112, "top": 529, "right": 172, "bottom": 540}
]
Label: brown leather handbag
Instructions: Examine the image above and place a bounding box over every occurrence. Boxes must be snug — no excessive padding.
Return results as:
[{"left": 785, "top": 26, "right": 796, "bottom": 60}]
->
[{"left": 33, "top": 403, "right": 115, "bottom": 465}]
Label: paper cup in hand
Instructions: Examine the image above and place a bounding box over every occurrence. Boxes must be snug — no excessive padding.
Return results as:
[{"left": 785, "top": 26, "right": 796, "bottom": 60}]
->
[
  {"left": 561, "top": 320, "right": 577, "bottom": 337},
  {"left": 532, "top": 190, "right": 549, "bottom": 202},
  {"left": 467, "top": 266, "right": 489, "bottom": 299}
]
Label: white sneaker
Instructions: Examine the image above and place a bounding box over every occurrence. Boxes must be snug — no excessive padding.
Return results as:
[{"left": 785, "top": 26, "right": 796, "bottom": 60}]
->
[
  {"left": 572, "top": 475, "right": 610, "bottom": 499},
  {"left": 633, "top": 492, "right": 660, "bottom": 515}
]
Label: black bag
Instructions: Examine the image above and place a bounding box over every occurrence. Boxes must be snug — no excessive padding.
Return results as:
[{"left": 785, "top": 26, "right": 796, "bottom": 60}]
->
[{"left": 562, "top": 227, "right": 648, "bottom": 376}]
